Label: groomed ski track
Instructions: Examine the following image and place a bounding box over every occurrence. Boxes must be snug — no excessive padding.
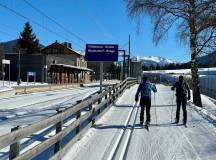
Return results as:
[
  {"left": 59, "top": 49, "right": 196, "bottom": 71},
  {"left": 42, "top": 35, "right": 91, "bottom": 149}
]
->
[{"left": 63, "top": 84, "right": 216, "bottom": 160}]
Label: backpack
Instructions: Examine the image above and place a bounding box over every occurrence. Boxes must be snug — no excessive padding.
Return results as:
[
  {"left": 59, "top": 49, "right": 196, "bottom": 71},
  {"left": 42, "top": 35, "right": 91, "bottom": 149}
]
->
[
  {"left": 141, "top": 83, "right": 151, "bottom": 98},
  {"left": 176, "top": 82, "right": 188, "bottom": 96}
]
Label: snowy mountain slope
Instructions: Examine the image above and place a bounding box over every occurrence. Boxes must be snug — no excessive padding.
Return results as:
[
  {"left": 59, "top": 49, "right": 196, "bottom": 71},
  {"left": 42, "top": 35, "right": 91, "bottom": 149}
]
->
[{"left": 132, "top": 56, "right": 176, "bottom": 67}]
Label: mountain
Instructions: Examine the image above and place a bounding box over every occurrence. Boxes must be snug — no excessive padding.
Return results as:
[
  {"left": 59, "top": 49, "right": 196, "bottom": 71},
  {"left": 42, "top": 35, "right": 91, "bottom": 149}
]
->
[
  {"left": 0, "top": 39, "right": 44, "bottom": 53},
  {"left": 197, "top": 52, "right": 216, "bottom": 66},
  {"left": 1, "top": 39, "right": 18, "bottom": 53},
  {"left": 132, "top": 56, "right": 177, "bottom": 67}
]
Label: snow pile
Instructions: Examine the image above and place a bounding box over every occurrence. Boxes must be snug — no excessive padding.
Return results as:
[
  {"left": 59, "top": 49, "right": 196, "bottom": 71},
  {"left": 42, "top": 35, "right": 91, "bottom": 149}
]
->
[
  {"left": 132, "top": 56, "right": 176, "bottom": 67},
  {"left": 189, "top": 94, "right": 216, "bottom": 122}
]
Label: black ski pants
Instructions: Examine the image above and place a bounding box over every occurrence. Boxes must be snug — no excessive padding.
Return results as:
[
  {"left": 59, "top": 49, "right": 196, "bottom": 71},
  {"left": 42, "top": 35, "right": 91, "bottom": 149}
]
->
[
  {"left": 140, "top": 98, "right": 151, "bottom": 123},
  {"left": 176, "top": 96, "right": 187, "bottom": 123}
]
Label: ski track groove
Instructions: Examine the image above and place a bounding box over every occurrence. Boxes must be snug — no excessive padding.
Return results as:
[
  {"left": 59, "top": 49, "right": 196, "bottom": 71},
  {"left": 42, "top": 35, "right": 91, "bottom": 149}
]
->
[{"left": 103, "top": 85, "right": 139, "bottom": 160}]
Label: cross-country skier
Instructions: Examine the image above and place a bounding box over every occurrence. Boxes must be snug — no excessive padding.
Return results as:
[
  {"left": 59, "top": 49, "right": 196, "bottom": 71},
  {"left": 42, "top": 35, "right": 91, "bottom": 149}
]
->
[
  {"left": 135, "top": 76, "right": 157, "bottom": 126},
  {"left": 171, "top": 75, "right": 190, "bottom": 125}
]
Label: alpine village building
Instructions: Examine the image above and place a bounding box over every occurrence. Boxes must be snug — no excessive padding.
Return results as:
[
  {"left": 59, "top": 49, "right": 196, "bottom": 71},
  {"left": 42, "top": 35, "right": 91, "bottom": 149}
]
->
[{"left": 41, "top": 41, "right": 93, "bottom": 84}]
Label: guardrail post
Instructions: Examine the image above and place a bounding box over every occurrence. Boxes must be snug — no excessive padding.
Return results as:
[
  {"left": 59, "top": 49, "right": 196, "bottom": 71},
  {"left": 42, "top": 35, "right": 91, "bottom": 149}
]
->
[
  {"left": 9, "top": 126, "right": 20, "bottom": 160},
  {"left": 54, "top": 109, "right": 63, "bottom": 153},
  {"left": 112, "top": 84, "right": 116, "bottom": 103},
  {"left": 119, "top": 84, "right": 122, "bottom": 95},
  {"left": 97, "top": 91, "right": 102, "bottom": 115},
  {"left": 105, "top": 91, "right": 108, "bottom": 100},
  {"left": 104, "top": 91, "right": 108, "bottom": 108},
  {"left": 108, "top": 87, "right": 112, "bottom": 105},
  {"left": 76, "top": 100, "right": 82, "bottom": 134},
  {"left": 88, "top": 96, "right": 93, "bottom": 123},
  {"left": 97, "top": 91, "right": 102, "bottom": 104}
]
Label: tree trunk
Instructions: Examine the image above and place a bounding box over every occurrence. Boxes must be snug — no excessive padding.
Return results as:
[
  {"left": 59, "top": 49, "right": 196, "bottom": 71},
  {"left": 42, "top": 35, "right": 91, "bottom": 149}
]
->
[{"left": 189, "top": 1, "right": 202, "bottom": 107}]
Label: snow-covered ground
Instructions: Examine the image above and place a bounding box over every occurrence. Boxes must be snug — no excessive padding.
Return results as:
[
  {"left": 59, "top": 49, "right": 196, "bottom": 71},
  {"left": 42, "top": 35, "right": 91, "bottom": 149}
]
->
[
  {"left": 63, "top": 84, "right": 216, "bottom": 160},
  {"left": 0, "top": 80, "right": 48, "bottom": 94},
  {"left": 0, "top": 87, "right": 100, "bottom": 136},
  {"left": 0, "top": 80, "right": 121, "bottom": 159},
  {"left": 1, "top": 82, "right": 216, "bottom": 159},
  {"left": 0, "top": 86, "right": 13, "bottom": 92},
  {"left": 0, "top": 80, "right": 48, "bottom": 87}
]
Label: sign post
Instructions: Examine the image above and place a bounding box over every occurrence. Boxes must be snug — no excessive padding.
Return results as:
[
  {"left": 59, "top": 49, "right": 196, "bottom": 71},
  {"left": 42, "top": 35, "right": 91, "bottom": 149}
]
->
[
  {"left": 100, "top": 61, "right": 103, "bottom": 92},
  {"left": 85, "top": 44, "right": 118, "bottom": 92},
  {"left": 27, "top": 72, "right": 36, "bottom": 85},
  {"left": 2, "top": 59, "right": 10, "bottom": 86}
]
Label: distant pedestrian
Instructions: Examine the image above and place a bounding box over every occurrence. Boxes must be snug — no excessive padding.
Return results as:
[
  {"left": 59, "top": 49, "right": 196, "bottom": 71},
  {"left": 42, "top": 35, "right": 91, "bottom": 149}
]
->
[
  {"left": 135, "top": 76, "right": 157, "bottom": 126},
  {"left": 171, "top": 75, "right": 190, "bottom": 125}
]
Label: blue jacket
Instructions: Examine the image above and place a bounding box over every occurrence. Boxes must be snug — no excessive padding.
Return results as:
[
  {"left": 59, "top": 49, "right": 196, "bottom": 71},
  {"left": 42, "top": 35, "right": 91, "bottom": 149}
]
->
[{"left": 135, "top": 80, "right": 157, "bottom": 99}]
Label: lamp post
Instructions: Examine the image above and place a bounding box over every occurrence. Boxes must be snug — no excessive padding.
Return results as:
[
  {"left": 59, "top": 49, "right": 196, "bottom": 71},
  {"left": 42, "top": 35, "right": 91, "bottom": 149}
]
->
[{"left": 17, "top": 48, "right": 26, "bottom": 85}]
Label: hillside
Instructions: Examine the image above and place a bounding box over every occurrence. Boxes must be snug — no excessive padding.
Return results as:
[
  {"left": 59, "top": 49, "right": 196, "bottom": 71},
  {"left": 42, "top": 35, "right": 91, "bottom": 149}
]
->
[{"left": 1, "top": 39, "right": 44, "bottom": 53}]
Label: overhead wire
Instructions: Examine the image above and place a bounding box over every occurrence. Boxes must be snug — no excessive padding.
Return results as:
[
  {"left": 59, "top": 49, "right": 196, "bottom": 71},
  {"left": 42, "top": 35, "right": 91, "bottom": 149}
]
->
[
  {"left": 0, "top": 2, "right": 84, "bottom": 50},
  {"left": 23, "top": 0, "right": 87, "bottom": 44}
]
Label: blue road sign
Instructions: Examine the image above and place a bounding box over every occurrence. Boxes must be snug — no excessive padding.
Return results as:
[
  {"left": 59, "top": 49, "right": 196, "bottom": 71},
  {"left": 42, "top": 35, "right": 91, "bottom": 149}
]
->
[{"left": 85, "top": 44, "right": 118, "bottom": 61}]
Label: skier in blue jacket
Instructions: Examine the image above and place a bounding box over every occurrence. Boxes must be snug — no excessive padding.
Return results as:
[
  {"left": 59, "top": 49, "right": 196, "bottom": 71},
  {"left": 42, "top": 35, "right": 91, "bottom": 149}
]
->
[{"left": 135, "top": 76, "right": 157, "bottom": 126}]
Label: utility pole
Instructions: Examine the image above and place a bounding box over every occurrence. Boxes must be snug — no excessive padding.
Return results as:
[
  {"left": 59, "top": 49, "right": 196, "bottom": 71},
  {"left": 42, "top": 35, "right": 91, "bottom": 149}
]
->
[
  {"left": 119, "top": 49, "right": 126, "bottom": 80},
  {"left": 17, "top": 49, "right": 21, "bottom": 85},
  {"left": 128, "top": 34, "right": 131, "bottom": 77}
]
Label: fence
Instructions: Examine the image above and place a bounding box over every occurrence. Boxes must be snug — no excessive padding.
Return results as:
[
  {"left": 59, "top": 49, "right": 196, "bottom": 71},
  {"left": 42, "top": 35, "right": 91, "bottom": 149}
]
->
[{"left": 0, "top": 78, "right": 137, "bottom": 160}]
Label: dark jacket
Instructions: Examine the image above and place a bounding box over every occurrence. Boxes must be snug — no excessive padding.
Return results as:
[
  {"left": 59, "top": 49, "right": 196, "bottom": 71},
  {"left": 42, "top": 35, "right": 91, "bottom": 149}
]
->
[
  {"left": 172, "top": 81, "right": 190, "bottom": 98},
  {"left": 135, "top": 80, "right": 157, "bottom": 100}
]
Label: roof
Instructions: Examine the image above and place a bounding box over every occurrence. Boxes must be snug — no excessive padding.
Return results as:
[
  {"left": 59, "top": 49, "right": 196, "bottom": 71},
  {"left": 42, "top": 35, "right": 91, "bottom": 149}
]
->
[
  {"left": 52, "top": 64, "right": 93, "bottom": 72},
  {"left": 42, "top": 41, "right": 83, "bottom": 57}
]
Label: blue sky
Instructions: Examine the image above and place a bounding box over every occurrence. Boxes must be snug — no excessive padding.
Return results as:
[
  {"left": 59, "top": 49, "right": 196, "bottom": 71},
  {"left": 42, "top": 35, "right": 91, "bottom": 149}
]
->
[{"left": 0, "top": 0, "right": 190, "bottom": 62}]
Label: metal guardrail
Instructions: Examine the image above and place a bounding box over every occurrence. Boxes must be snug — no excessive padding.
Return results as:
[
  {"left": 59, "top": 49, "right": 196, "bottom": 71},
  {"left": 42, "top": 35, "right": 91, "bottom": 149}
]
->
[{"left": 0, "top": 78, "right": 137, "bottom": 160}]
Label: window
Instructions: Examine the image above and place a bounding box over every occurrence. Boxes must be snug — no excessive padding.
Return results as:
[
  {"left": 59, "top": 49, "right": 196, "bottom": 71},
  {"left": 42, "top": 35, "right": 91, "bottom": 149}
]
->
[{"left": 53, "top": 48, "right": 59, "bottom": 54}]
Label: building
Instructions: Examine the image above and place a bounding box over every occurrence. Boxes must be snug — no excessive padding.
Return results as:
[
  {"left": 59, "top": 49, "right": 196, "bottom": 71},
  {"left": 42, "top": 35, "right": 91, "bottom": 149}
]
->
[
  {"left": 4, "top": 41, "right": 92, "bottom": 84},
  {"left": 5, "top": 53, "right": 45, "bottom": 82},
  {"left": 130, "top": 61, "right": 142, "bottom": 78},
  {"left": 42, "top": 41, "right": 92, "bottom": 84}
]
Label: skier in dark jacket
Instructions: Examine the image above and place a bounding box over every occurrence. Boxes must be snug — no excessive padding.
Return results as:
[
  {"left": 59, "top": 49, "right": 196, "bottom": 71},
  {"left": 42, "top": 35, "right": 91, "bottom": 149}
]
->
[
  {"left": 171, "top": 75, "right": 190, "bottom": 125},
  {"left": 135, "top": 76, "right": 157, "bottom": 126}
]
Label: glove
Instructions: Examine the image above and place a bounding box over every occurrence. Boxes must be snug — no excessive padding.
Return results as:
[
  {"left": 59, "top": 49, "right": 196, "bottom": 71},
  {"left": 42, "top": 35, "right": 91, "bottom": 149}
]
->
[
  {"left": 135, "top": 96, "right": 138, "bottom": 102},
  {"left": 171, "top": 87, "right": 175, "bottom": 91},
  {"left": 187, "top": 96, "right": 190, "bottom": 100}
]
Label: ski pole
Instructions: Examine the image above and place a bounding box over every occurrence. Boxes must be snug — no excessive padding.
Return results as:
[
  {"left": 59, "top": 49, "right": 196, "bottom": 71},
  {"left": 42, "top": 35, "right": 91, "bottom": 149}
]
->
[
  {"left": 154, "top": 93, "right": 157, "bottom": 125},
  {"left": 171, "top": 90, "right": 175, "bottom": 123}
]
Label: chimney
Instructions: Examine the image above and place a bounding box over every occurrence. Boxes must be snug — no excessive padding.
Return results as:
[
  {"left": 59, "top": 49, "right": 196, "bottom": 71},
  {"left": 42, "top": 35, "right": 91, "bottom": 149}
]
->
[
  {"left": 68, "top": 43, "right": 72, "bottom": 49},
  {"left": 63, "top": 42, "right": 72, "bottom": 49}
]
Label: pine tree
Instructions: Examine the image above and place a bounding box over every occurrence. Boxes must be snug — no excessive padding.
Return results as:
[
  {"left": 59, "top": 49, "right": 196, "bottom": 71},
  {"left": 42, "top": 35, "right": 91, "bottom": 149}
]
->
[{"left": 18, "top": 22, "right": 40, "bottom": 54}]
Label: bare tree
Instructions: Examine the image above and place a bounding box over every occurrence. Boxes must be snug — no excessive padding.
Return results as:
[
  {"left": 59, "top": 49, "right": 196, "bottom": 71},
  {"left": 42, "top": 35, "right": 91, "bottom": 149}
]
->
[{"left": 126, "top": 0, "right": 216, "bottom": 107}]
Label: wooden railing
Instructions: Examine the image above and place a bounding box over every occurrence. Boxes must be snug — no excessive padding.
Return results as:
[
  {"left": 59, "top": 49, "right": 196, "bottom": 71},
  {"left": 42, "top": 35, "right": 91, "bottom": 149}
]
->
[{"left": 0, "top": 78, "right": 137, "bottom": 160}]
